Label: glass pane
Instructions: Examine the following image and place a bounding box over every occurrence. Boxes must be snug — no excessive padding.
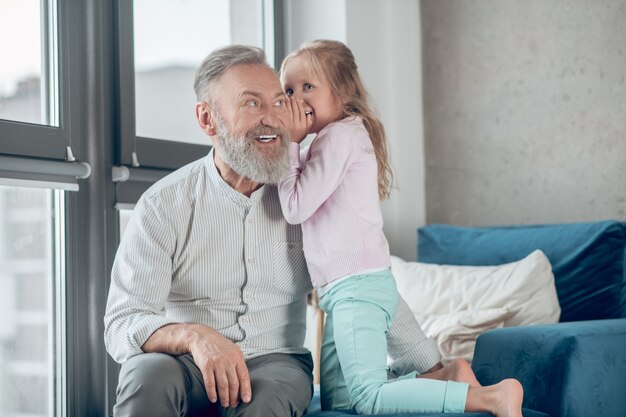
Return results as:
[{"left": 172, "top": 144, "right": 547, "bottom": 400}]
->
[
  {"left": 0, "top": 187, "right": 60, "bottom": 417},
  {"left": 0, "top": 0, "right": 57, "bottom": 126},
  {"left": 134, "top": 0, "right": 264, "bottom": 144}
]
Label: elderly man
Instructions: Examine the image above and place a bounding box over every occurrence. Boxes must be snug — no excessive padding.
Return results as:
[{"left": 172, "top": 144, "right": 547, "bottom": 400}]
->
[{"left": 104, "top": 45, "right": 453, "bottom": 417}]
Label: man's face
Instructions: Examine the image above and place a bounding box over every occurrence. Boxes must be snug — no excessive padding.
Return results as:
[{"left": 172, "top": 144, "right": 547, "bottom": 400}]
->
[{"left": 209, "top": 64, "right": 291, "bottom": 184}]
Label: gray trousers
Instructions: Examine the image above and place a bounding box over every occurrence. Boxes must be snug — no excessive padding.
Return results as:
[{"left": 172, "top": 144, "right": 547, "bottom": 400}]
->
[{"left": 113, "top": 352, "right": 314, "bottom": 417}]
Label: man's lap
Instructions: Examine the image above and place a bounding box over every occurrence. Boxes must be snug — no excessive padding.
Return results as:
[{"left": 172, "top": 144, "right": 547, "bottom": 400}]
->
[{"left": 114, "top": 352, "right": 314, "bottom": 417}]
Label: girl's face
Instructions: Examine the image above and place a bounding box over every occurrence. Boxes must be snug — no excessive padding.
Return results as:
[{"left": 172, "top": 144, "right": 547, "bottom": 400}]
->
[{"left": 281, "top": 55, "right": 344, "bottom": 134}]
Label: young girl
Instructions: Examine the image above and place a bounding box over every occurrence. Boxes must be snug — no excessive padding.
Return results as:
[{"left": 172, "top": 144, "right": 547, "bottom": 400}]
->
[{"left": 277, "top": 39, "right": 523, "bottom": 417}]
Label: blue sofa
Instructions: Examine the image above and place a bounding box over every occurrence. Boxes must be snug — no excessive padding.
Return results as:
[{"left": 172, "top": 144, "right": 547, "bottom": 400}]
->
[
  {"left": 304, "top": 220, "right": 625, "bottom": 417},
  {"left": 415, "top": 220, "right": 626, "bottom": 417}
]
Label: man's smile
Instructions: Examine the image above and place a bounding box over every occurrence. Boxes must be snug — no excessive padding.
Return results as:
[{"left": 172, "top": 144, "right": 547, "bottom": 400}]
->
[{"left": 255, "top": 134, "right": 279, "bottom": 143}]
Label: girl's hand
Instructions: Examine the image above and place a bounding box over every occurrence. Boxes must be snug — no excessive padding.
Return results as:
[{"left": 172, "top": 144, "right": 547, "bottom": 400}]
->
[{"left": 285, "top": 97, "right": 313, "bottom": 143}]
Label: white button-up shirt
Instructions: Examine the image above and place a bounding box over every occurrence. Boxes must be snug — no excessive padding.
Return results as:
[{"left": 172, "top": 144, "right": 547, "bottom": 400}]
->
[{"left": 104, "top": 150, "right": 440, "bottom": 375}]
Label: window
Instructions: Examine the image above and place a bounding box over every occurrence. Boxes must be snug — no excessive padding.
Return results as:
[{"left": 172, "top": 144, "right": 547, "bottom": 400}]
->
[
  {"left": 0, "top": 0, "right": 50, "bottom": 126},
  {"left": 133, "top": 0, "right": 232, "bottom": 144},
  {"left": 0, "top": 187, "right": 65, "bottom": 417},
  {"left": 0, "top": 0, "right": 83, "bottom": 162},
  {"left": 116, "top": 0, "right": 282, "bottom": 170},
  {"left": 114, "top": 0, "right": 283, "bottom": 208},
  {"left": 0, "top": 1, "right": 84, "bottom": 416}
]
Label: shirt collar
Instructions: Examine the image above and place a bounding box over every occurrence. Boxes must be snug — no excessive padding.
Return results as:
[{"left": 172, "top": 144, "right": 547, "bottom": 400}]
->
[{"left": 204, "top": 148, "right": 266, "bottom": 208}]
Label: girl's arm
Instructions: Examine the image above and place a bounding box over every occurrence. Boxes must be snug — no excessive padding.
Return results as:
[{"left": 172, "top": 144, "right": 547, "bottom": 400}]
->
[{"left": 277, "top": 126, "right": 357, "bottom": 224}]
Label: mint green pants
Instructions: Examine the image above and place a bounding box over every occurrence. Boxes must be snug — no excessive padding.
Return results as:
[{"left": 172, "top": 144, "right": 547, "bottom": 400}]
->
[{"left": 319, "top": 270, "right": 468, "bottom": 414}]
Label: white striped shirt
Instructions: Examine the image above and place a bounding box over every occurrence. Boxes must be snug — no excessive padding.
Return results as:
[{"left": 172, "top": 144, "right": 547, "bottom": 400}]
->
[{"left": 104, "top": 150, "right": 441, "bottom": 374}]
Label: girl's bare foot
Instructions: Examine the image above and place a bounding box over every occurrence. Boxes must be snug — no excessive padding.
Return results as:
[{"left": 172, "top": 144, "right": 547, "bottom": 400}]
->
[
  {"left": 466, "top": 378, "right": 523, "bottom": 417},
  {"left": 492, "top": 379, "right": 524, "bottom": 417},
  {"left": 417, "top": 359, "right": 481, "bottom": 386},
  {"left": 448, "top": 359, "right": 481, "bottom": 387}
]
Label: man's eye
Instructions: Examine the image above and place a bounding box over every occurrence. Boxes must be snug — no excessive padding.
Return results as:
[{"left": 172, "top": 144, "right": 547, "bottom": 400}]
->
[
  {"left": 285, "top": 88, "right": 294, "bottom": 97},
  {"left": 246, "top": 100, "right": 259, "bottom": 107},
  {"left": 303, "top": 83, "right": 313, "bottom": 90},
  {"left": 274, "top": 99, "right": 285, "bottom": 107}
]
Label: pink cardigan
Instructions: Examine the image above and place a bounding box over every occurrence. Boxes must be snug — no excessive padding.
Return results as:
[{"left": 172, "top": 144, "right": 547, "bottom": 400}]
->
[{"left": 278, "top": 116, "right": 391, "bottom": 287}]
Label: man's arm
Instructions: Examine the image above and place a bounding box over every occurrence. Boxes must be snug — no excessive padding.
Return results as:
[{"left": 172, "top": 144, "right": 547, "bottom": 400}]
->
[
  {"left": 142, "top": 323, "right": 251, "bottom": 408},
  {"left": 104, "top": 195, "right": 179, "bottom": 363},
  {"left": 104, "top": 195, "right": 251, "bottom": 407},
  {"left": 386, "top": 296, "right": 442, "bottom": 376}
]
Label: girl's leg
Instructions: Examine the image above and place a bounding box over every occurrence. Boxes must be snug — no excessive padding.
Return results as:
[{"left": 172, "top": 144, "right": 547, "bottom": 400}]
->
[
  {"left": 329, "top": 297, "right": 468, "bottom": 414},
  {"left": 320, "top": 272, "right": 469, "bottom": 414},
  {"left": 417, "top": 358, "right": 482, "bottom": 387},
  {"left": 465, "top": 379, "right": 524, "bottom": 417},
  {"left": 319, "top": 310, "right": 351, "bottom": 411}
]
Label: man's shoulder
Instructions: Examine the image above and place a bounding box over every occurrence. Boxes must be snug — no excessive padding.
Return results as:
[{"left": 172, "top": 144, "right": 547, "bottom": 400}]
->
[{"left": 142, "top": 155, "right": 210, "bottom": 201}]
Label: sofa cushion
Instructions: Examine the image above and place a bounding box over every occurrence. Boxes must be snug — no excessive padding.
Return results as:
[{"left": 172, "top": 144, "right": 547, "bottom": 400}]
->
[
  {"left": 416, "top": 307, "right": 512, "bottom": 363},
  {"left": 418, "top": 220, "right": 626, "bottom": 322},
  {"left": 392, "top": 250, "right": 560, "bottom": 362}
]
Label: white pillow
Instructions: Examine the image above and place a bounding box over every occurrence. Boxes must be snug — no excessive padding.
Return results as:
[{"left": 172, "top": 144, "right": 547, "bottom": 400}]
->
[{"left": 391, "top": 250, "right": 561, "bottom": 363}]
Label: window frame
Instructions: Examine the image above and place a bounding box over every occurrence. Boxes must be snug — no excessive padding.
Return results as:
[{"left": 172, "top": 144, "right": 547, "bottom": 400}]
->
[
  {"left": 114, "top": 0, "right": 285, "bottom": 171},
  {"left": 0, "top": 0, "right": 84, "bottom": 162},
  {"left": 114, "top": 0, "right": 212, "bottom": 170}
]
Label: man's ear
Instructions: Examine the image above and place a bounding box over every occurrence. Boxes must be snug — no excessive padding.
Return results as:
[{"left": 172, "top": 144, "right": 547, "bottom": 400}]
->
[{"left": 196, "top": 102, "right": 217, "bottom": 136}]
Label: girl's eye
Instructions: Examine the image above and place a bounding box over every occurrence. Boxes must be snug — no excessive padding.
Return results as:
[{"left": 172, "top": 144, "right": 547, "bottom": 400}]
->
[
  {"left": 285, "top": 88, "right": 294, "bottom": 97},
  {"left": 303, "top": 83, "right": 313, "bottom": 90}
]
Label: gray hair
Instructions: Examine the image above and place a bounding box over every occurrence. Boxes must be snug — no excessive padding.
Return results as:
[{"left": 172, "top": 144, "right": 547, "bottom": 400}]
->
[{"left": 193, "top": 45, "right": 269, "bottom": 102}]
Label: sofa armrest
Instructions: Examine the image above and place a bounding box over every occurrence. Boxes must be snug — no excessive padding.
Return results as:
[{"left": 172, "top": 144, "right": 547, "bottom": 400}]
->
[{"left": 471, "top": 318, "right": 626, "bottom": 417}]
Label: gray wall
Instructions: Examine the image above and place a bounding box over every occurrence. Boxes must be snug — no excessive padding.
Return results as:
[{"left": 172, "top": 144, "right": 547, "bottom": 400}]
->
[{"left": 422, "top": 0, "right": 626, "bottom": 226}]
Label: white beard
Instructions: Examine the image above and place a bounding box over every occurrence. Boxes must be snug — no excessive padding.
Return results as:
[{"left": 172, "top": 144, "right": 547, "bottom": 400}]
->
[{"left": 213, "top": 112, "right": 290, "bottom": 184}]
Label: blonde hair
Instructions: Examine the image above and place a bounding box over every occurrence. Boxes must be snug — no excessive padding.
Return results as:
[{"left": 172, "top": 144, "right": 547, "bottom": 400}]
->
[{"left": 280, "top": 40, "right": 393, "bottom": 200}]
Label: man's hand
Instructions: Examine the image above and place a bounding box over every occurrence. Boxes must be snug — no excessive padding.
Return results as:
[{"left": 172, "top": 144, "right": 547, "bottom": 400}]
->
[
  {"left": 142, "top": 323, "right": 252, "bottom": 408},
  {"left": 186, "top": 324, "right": 252, "bottom": 407},
  {"left": 285, "top": 97, "right": 313, "bottom": 143}
]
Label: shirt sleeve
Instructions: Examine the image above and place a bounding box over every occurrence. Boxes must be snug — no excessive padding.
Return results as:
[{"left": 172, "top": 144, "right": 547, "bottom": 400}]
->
[
  {"left": 387, "top": 295, "right": 442, "bottom": 376},
  {"left": 277, "top": 126, "right": 357, "bottom": 225},
  {"left": 104, "top": 194, "right": 179, "bottom": 363}
]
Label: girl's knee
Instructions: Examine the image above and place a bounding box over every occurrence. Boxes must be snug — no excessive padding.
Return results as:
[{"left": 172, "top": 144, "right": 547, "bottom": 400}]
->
[{"left": 348, "top": 384, "right": 382, "bottom": 415}]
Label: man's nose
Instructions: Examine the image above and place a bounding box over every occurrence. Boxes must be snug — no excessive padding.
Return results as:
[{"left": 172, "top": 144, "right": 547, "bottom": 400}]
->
[{"left": 260, "top": 106, "right": 282, "bottom": 128}]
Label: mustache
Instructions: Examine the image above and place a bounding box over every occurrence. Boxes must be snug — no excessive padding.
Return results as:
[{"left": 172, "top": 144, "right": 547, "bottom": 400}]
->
[{"left": 245, "top": 125, "right": 289, "bottom": 141}]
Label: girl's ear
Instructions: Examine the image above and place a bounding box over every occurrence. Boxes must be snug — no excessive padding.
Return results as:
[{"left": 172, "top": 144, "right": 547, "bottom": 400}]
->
[{"left": 196, "top": 102, "right": 217, "bottom": 136}]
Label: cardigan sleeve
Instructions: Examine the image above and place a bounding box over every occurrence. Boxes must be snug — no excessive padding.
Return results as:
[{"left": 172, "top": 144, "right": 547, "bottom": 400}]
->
[{"left": 277, "top": 125, "right": 359, "bottom": 225}]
